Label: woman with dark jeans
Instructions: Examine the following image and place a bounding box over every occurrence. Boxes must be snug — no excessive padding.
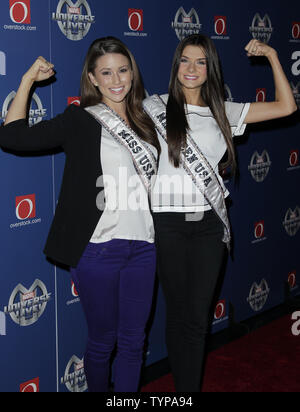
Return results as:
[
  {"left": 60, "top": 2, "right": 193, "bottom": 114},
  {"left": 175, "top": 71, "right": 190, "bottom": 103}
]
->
[{"left": 144, "top": 34, "right": 296, "bottom": 391}]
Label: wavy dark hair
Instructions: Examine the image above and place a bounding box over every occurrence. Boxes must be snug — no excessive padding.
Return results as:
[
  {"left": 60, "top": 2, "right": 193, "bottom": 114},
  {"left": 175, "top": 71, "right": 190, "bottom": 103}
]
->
[
  {"left": 80, "top": 36, "right": 160, "bottom": 157},
  {"left": 167, "top": 34, "right": 235, "bottom": 173}
]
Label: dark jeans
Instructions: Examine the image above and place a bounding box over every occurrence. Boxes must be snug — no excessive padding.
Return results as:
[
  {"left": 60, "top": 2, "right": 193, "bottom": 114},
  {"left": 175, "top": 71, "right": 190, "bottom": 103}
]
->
[
  {"left": 153, "top": 210, "right": 226, "bottom": 392},
  {"left": 71, "top": 239, "right": 156, "bottom": 392}
]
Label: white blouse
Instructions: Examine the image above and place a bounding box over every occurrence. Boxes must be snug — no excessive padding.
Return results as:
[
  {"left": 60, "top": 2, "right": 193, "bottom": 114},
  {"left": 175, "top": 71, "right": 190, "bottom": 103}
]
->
[
  {"left": 90, "top": 127, "right": 157, "bottom": 244},
  {"left": 151, "top": 94, "right": 250, "bottom": 213}
]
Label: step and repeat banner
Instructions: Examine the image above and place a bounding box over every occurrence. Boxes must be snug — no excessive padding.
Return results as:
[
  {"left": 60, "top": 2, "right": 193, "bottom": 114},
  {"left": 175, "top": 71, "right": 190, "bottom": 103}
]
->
[{"left": 0, "top": 0, "right": 299, "bottom": 392}]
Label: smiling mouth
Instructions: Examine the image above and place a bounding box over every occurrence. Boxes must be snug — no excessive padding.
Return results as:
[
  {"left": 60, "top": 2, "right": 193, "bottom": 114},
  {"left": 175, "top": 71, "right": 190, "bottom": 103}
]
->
[
  {"left": 110, "top": 87, "right": 125, "bottom": 95},
  {"left": 184, "top": 76, "right": 199, "bottom": 81}
]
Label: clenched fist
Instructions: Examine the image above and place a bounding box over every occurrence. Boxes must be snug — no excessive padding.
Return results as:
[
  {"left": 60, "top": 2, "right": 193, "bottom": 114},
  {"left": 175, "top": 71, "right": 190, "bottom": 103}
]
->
[
  {"left": 245, "top": 39, "right": 276, "bottom": 58},
  {"left": 23, "top": 56, "right": 55, "bottom": 83}
]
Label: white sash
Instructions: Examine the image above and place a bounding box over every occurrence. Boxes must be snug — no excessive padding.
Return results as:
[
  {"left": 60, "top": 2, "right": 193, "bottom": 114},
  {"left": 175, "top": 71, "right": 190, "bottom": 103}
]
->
[
  {"left": 143, "top": 94, "right": 231, "bottom": 246},
  {"left": 85, "top": 103, "right": 157, "bottom": 195}
]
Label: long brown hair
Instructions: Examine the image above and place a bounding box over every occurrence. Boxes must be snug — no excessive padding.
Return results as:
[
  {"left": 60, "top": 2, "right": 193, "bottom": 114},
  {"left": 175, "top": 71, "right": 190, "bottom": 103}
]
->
[
  {"left": 167, "top": 34, "right": 235, "bottom": 173},
  {"left": 80, "top": 36, "right": 160, "bottom": 157}
]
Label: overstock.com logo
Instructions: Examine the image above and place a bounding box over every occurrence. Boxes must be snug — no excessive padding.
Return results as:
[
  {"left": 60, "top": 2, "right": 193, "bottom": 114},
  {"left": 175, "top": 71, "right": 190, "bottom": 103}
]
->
[
  {"left": 9, "top": 0, "right": 31, "bottom": 24},
  {"left": 16, "top": 194, "right": 36, "bottom": 220},
  {"left": 128, "top": 9, "right": 143, "bottom": 31},
  {"left": 10, "top": 194, "right": 41, "bottom": 229},
  {"left": 211, "top": 16, "right": 230, "bottom": 40},
  {"left": 251, "top": 220, "right": 267, "bottom": 244},
  {"left": 4, "top": 0, "right": 36, "bottom": 31},
  {"left": 287, "top": 149, "right": 300, "bottom": 171},
  {"left": 124, "top": 9, "right": 147, "bottom": 37},
  {"left": 68, "top": 96, "right": 81, "bottom": 106},
  {"left": 288, "top": 271, "right": 298, "bottom": 291},
  {"left": 20, "top": 378, "right": 39, "bottom": 392},
  {"left": 254, "top": 221, "right": 266, "bottom": 240},
  {"left": 213, "top": 300, "right": 228, "bottom": 326},
  {"left": 291, "top": 22, "right": 300, "bottom": 42},
  {"left": 66, "top": 281, "right": 80, "bottom": 306},
  {"left": 256, "top": 88, "right": 267, "bottom": 102}
]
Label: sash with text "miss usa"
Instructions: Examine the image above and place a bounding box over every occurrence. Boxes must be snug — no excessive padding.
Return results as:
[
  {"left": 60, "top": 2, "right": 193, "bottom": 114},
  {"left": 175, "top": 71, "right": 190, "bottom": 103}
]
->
[
  {"left": 143, "top": 94, "right": 231, "bottom": 247},
  {"left": 85, "top": 103, "right": 157, "bottom": 196}
]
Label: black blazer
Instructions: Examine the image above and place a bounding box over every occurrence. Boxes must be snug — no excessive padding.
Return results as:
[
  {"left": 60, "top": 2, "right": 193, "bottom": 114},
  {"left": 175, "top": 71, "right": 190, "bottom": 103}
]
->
[{"left": 0, "top": 105, "right": 103, "bottom": 267}]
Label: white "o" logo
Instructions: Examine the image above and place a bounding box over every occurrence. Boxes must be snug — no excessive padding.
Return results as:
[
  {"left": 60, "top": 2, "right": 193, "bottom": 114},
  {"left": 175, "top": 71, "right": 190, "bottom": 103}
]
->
[
  {"left": 256, "top": 89, "right": 266, "bottom": 102},
  {"left": 10, "top": 1, "right": 28, "bottom": 24},
  {"left": 128, "top": 11, "right": 142, "bottom": 31},
  {"left": 16, "top": 198, "right": 33, "bottom": 220},
  {"left": 214, "top": 18, "right": 226, "bottom": 35},
  {"left": 292, "top": 23, "right": 300, "bottom": 40},
  {"left": 254, "top": 222, "right": 264, "bottom": 238},
  {"left": 22, "top": 383, "right": 38, "bottom": 392},
  {"left": 288, "top": 272, "right": 296, "bottom": 288},
  {"left": 71, "top": 282, "right": 79, "bottom": 297},
  {"left": 290, "top": 151, "right": 298, "bottom": 167},
  {"left": 71, "top": 99, "right": 80, "bottom": 106},
  {"left": 214, "top": 302, "right": 225, "bottom": 320}
]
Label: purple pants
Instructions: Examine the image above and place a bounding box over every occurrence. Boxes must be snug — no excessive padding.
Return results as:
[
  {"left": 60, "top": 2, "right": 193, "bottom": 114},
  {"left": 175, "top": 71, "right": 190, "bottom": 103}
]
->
[
  {"left": 71, "top": 239, "right": 156, "bottom": 392},
  {"left": 70, "top": 239, "right": 156, "bottom": 392}
]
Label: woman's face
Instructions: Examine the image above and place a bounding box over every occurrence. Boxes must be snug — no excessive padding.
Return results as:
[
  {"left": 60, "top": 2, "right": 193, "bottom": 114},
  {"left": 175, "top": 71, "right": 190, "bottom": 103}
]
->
[
  {"left": 88, "top": 53, "right": 133, "bottom": 108},
  {"left": 177, "top": 45, "right": 208, "bottom": 91}
]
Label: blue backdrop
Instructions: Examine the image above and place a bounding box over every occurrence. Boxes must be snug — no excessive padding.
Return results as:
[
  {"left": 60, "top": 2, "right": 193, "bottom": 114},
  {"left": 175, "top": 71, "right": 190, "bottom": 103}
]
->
[{"left": 0, "top": 0, "right": 299, "bottom": 392}]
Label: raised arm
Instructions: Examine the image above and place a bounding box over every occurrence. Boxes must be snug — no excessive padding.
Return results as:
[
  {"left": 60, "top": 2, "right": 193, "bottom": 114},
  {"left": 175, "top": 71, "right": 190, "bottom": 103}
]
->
[
  {"left": 5, "top": 57, "right": 54, "bottom": 125},
  {"left": 0, "top": 58, "right": 76, "bottom": 152},
  {"left": 243, "top": 39, "right": 297, "bottom": 124}
]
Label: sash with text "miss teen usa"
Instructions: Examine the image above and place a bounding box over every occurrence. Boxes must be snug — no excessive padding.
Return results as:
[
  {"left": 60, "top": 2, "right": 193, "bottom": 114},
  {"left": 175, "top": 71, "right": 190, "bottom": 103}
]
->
[
  {"left": 85, "top": 103, "right": 157, "bottom": 195},
  {"left": 143, "top": 94, "right": 231, "bottom": 247}
]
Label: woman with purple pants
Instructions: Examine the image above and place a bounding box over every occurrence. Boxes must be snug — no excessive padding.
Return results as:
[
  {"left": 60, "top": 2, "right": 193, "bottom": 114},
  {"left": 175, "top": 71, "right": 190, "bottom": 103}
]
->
[{"left": 0, "top": 37, "right": 160, "bottom": 392}]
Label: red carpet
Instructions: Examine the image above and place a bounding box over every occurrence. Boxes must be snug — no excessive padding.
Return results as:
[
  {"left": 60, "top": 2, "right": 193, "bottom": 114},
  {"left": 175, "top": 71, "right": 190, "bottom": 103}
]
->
[{"left": 142, "top": 314, "right": 300, "bottom": 392}]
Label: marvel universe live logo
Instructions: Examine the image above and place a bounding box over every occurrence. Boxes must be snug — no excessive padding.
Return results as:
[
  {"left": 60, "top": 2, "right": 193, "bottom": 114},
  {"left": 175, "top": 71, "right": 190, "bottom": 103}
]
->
[
  {"left": 1, "top": 91, "right": 47, "bottom": 127},
  {"left": 247, "top": 279, "right": 270, "bottom": 312},
  {"left": 291, "top": 82, "right": 300, "bottom": 110},
  {"left": 3, "top": 279, "right": 51, "bottom": 327},
  {"left": 249, "top": 13, "right": 273, "bottom": 43},
  {"left": 172, "top": 7, "right": 202, "bottom": 41},
  {"left": 248, "top": 150, "right": 271, "bottom": 183},
  {"left": 61, "top": 355, "right": 87, "bottom": 392},
  {"left": 283, "top": 207, "right": 300, "bottom": 237},
  {"left": 52, "top": 0, "right": 95, "bottom": 41}
]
